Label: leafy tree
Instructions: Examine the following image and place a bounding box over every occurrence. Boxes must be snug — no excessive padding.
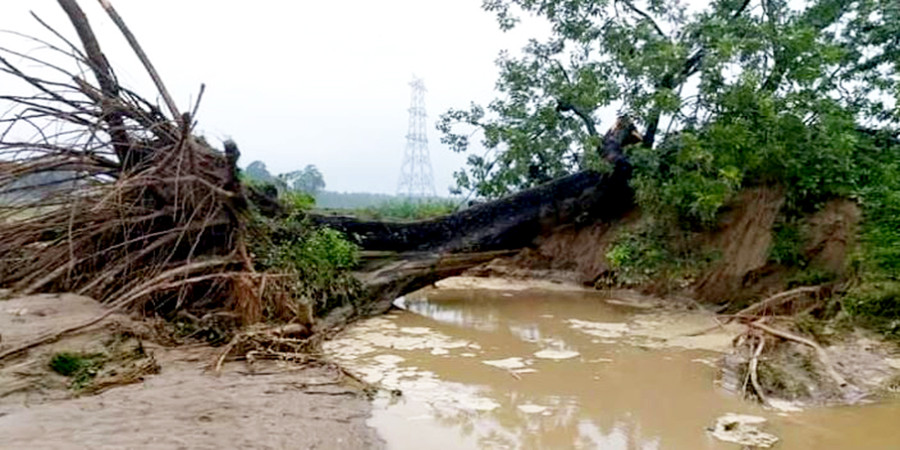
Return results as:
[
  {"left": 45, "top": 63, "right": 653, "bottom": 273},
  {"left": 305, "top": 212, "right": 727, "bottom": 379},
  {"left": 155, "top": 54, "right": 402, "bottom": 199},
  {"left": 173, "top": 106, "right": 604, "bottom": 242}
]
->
[
  {"left": 440, "top": 0, "right": 899, "bottom": 221},
  {"left": 244, "top": 160, "right": 275, "bottom": 183},
  {"left": 282, "top": 164, "right": 326, "bottom": 195},
  {"left": 244, "top": 161, "right": 326, "bottom": 196}
]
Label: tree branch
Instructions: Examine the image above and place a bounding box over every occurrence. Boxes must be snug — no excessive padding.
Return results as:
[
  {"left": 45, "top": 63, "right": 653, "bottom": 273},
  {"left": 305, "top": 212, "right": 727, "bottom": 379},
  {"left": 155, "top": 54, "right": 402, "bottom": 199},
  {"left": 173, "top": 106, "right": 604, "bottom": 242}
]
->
[
  {"left": 96, "top": 0, "right": 181, "bottom": 124},
  {"left": 56, "top": 0, "right": 132, "bottom": 166},
  {"left": 556, "top": 101, "right": 599, "bottom": 137},
  {"left": 641, "top": 0, "right": 754, "bottom": 148},
  {"left": 617, "top": 0, "right": 667, "bottom": 39}
]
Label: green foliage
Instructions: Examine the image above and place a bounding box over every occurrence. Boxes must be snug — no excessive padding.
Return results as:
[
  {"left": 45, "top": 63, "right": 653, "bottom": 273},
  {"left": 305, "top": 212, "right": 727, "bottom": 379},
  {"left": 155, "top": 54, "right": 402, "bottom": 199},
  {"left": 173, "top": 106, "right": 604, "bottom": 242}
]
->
[
  {"left": 605, "top": 230, "right": 668, "bottom": 286},
  {"left": 769, "top": 221, "right": 807, "bottom": 267},
  {"left": 49, "top": 352, "right": 105, "bottom": 389},
  {"left": 603, "top": 220, "right": 712, "bottom": 288},
  {"left": 786, "top": 268, "right": 838, "bottom": 289},
  {"left": 630, "top": 96, "right": 863, "bottom": 227},
  {"left": 630, "top": 133, "right": 742, "bottom": 227},
  {"left": 244, "top": 161, "right": 276, "bottom": 184},
  {"left": 281, "top": 190, "right": 316, "bottom": 213},
  {"left": 843, "top": 132, "right": 900, "bottom": 333},
  {"left": 281, "top": 165, "right": 326, "bottom": 195},
  {"left": 441, "top": 0, "right": 900, "bottom": 227},
  {"left": 844, "top": 282, "right": 900, "bottom": 338},
  {"left": 855, "top": 141, "right": 900, "bottom": 279},
  {"left": 248, "top": 189, "right": 361, "bottom": 318},
  {"left": 358, "top": 198, "right": 459, "bottom": 221},
  {"left": 242, "top": 161, "right": 326, "bottom": 196}
]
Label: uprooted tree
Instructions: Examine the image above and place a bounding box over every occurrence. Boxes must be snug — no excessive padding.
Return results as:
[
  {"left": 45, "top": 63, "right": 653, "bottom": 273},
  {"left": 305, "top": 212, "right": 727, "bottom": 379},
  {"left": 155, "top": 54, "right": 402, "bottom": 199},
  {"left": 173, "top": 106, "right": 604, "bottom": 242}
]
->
[
  {"left": 3, "top": 0, "right": 899, "bottom": 380},
  {"left": 0, "top": 0, "right": 266, "bottom": 322},
  {"left": 0, "top": 0, "right": 641, "bottom": 347}
]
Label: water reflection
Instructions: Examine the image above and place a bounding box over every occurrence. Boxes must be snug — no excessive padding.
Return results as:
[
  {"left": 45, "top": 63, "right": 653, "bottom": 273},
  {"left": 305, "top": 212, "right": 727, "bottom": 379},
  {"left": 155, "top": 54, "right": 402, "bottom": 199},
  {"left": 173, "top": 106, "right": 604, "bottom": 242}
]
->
[{"left": 404, "top": 297, "right": 499, "bottom": 332}]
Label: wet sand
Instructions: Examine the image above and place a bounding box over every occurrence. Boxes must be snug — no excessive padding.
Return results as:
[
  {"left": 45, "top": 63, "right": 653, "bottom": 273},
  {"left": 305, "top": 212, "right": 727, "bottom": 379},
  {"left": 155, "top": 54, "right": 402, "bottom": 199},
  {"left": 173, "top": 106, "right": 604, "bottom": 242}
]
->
[{"left": 0, "top": 294, "right": 382, "bottom": 450}]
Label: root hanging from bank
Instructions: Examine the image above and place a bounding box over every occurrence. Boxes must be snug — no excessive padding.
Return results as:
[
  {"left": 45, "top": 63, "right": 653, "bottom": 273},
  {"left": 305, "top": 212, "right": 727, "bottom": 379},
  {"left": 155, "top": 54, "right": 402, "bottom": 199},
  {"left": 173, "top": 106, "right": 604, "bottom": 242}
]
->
[
  {"left": 731, "top": 316, "right": 861, "bottom": 408},
  {"left": 733, "top": 286, "right": 825, "bottom": 319},
  {"left": 744, "top": 334, "right": 769, "bottom": 406},
  {"left": 748, "top": 320, "right": 848, "bottom": 388}
]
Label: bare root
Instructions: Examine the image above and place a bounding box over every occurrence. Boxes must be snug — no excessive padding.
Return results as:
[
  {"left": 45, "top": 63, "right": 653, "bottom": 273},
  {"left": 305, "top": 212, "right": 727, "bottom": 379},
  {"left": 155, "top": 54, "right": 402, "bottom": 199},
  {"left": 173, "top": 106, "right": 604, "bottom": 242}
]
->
[
  {"left": 749, "top": 321, "right": 848, "bottom": 388},
  {"left": 0, "top": 0, "right": 263, "bottom": 327}
]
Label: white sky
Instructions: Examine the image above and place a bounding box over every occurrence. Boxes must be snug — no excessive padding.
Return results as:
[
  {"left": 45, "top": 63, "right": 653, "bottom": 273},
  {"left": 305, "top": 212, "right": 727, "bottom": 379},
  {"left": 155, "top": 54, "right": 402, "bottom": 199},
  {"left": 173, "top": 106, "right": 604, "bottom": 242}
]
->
[{"left": 0, "top": 1, "right": 550, "bottom": 195}]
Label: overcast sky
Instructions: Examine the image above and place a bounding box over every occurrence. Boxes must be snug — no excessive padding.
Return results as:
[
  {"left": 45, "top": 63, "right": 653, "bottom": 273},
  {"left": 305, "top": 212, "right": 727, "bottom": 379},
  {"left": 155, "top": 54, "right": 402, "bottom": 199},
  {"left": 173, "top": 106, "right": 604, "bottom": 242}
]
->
[{"left": 0, "top": 1, "right": 551, "bottom": 195}]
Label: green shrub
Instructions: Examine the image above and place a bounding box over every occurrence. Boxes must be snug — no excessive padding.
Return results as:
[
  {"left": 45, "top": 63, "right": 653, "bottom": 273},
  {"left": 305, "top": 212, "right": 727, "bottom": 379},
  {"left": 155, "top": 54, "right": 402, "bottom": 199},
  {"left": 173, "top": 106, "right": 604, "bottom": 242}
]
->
[
  {"left": 628, "top": 93, "right": 861, "bottom": 230},
  {"left": 843, "top": 133, "right": 900, "bottom": 333},
  {"left": 247, "top": 188, "right": 361, "bottom": 319},
  {"left": 769, "top": 221, "right": 808, "bottom": 267},
  {"left": 604, "top": 221, "right": 712, "bottom": 288},
  {"left": 844, "top": 282, "right": 900, "bottom": 338}
]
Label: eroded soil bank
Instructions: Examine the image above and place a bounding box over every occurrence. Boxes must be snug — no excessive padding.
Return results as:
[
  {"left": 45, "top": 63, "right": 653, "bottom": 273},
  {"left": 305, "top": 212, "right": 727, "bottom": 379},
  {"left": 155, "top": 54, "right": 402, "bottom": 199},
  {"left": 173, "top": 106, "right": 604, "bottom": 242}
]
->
[
  {"left": 325, "top": 282, "right": 900, "bottom": 449},
  {"left": 0, "top": 294, "right": 382, "bottom": 449}
]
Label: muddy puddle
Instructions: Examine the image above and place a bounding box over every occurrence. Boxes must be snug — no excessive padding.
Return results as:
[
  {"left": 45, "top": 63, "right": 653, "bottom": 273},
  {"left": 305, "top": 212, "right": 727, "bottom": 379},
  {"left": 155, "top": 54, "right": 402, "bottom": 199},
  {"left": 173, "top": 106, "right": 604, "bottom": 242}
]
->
[{"left": 325, "top": 284, "right": 900, "bottom": 449}]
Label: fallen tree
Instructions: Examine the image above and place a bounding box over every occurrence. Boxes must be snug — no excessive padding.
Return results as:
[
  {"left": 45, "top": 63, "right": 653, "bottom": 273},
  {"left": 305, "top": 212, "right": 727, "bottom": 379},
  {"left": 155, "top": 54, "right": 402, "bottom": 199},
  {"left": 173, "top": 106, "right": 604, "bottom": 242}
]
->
[
  {"left": 313, "top": 122, "right": 640, "bottom": 326},
  {"left": 0, "top": 0, "right": 640, "bottom": 345}
]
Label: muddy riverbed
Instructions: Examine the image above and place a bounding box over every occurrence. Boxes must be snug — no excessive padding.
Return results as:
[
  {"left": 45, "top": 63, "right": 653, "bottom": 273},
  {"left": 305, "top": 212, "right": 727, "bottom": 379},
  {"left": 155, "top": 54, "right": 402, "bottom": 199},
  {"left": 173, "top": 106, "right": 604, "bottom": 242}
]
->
[{"left": 325, "top": 281, "right": 900, "bottom": 450}]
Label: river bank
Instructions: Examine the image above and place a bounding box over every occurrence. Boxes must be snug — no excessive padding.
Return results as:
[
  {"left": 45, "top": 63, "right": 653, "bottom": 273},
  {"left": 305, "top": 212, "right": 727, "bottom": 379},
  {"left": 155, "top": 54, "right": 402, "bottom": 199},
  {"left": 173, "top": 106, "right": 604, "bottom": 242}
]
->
[{"left": 3, "top": 279, "right": 900, "bottom": 448}]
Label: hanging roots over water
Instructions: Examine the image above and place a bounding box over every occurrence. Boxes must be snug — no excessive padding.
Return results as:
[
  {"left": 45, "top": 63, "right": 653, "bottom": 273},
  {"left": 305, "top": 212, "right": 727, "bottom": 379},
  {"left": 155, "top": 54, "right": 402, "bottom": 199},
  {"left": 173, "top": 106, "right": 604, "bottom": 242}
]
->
[{"left": 0, "top": 0, "right": 263, "bottom": 328}]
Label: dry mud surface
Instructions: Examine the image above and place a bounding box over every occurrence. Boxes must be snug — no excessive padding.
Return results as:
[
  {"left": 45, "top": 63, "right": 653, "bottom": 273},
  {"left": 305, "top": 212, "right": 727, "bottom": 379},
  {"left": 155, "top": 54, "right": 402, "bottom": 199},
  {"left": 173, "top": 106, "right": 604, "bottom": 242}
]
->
[{"left": 0, "top": 294, "right": 382, "bottom": 450}]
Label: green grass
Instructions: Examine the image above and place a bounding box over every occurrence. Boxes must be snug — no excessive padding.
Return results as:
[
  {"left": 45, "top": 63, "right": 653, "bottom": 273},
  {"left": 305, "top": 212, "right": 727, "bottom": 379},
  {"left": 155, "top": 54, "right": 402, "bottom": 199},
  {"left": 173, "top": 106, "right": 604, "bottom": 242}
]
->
[{"left": 49, "top": 352, "right": 106, "bottom": 389}]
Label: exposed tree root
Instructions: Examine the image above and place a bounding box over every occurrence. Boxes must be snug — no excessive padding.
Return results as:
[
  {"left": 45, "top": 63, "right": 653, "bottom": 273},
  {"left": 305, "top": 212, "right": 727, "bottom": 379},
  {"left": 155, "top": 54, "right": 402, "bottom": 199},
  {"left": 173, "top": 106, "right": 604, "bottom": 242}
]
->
[
  {"left": 748, "top": 321, "right": 848, "bottom": 388},
  {"left": 0, "top": 0, "right": 263, "bottom": 326},
  {"left": 747, "top": 335, "right": 769, "bottom": 406},
  {"left": 734, "top": 286, "right": 823, "bottom": 319},
  {"left": 685, "top": 286, "right": 824, "bottom": 337}
]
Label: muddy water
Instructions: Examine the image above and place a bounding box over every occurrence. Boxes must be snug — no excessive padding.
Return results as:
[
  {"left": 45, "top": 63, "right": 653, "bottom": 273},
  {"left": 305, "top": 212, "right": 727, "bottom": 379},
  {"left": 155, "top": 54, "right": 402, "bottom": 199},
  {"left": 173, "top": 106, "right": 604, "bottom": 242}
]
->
[{"left": 325, "top": 287, "right": 900, "bottom": 449}]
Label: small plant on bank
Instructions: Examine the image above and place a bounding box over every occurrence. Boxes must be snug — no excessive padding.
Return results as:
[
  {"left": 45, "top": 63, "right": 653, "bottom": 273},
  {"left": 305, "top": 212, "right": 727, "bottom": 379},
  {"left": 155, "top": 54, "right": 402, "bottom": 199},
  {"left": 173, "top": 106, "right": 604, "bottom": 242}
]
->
[
  {"left": 603, "top": 220, "right": 714, "bottom": 290},
  {"left": 247, "top": 190, "right": 362, "bottom": 322},
  {"left": 49, "top": 352, "right": 106, "bottom": 389}
]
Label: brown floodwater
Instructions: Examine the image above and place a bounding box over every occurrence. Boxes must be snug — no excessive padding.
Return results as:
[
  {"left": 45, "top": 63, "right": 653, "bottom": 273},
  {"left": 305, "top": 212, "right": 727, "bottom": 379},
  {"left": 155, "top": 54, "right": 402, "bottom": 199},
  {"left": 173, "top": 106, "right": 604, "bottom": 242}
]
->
[{"left": 324, "top": 286, "right": 900, "bottom": 449}]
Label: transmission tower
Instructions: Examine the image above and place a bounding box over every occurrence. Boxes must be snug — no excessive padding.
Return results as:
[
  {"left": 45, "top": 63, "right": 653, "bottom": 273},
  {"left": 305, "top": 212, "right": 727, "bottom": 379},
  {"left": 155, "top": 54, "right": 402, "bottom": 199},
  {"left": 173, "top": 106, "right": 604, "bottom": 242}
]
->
[{"left": 397, "top": 77, "right": 436, "bottom": 198}]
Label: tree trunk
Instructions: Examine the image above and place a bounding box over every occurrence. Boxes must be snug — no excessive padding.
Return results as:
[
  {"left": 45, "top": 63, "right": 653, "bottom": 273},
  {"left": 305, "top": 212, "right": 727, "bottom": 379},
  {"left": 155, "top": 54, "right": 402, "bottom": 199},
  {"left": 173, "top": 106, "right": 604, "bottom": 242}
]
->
[{"left": 315, "top": 120, "right": 639, "bottom": 324}]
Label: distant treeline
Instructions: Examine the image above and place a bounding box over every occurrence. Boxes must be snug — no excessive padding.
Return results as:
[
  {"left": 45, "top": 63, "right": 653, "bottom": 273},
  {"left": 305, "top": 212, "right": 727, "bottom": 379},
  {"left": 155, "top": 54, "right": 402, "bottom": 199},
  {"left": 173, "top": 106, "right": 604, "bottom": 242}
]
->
[
  {"left": 0, "top": 169, "right": 78, "bottom": 204},
  {"left": 314, "top": 191, "right": 459, "bottom": 209},
  {"left": 240, "top": 159, "right": 462, "bottom": 216},
  {"left": 315, "top": 191, "right": 444, "bottom": 210}
]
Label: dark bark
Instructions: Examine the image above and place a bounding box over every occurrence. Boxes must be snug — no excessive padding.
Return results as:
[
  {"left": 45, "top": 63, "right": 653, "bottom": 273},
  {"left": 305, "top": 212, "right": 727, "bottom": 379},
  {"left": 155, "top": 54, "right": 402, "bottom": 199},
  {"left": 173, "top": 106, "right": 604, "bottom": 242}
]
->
[
  {"left": 316, "top": 250, "right": 517, "bottom": 332},
  {"left": 313, "top": 165, "right": 632, "bottom": 254}
]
